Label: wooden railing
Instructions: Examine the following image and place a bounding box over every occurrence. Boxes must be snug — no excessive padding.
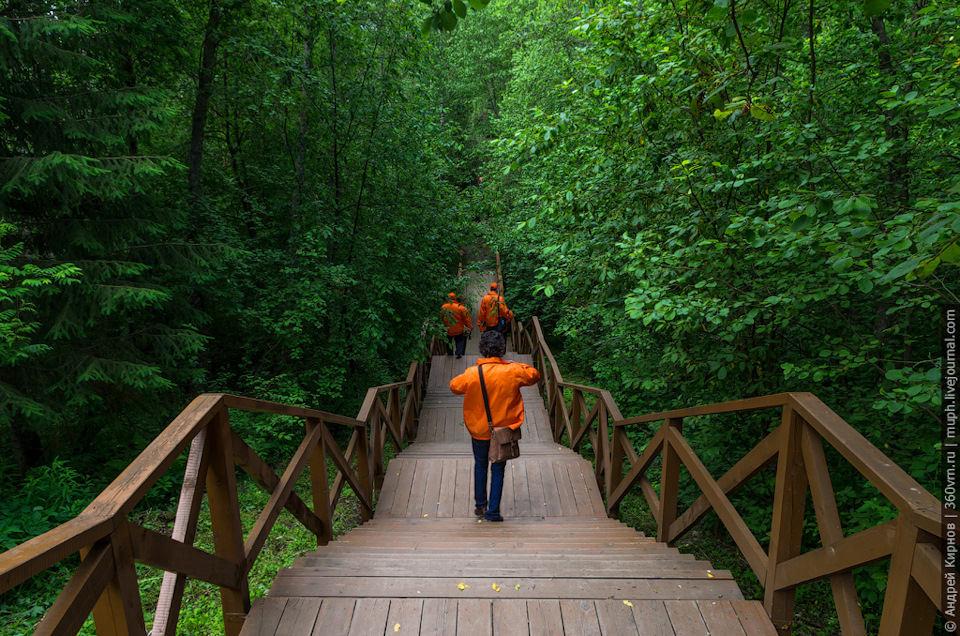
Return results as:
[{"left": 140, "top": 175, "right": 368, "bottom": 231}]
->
[
  {"left": 514, "top": 315, "right": 943, "bottom": 635},
  {"left": 0, "top": 361, "right": 426, "bottom": 635}
]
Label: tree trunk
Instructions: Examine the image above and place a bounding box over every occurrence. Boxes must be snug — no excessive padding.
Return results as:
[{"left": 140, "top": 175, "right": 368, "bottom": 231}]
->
[{"left": 188, "top": 0, "right": 224, "bottom": 226}]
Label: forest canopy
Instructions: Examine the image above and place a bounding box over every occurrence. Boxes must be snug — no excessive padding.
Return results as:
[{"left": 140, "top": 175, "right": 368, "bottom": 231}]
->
[{"left": 0, "top": 0, "right": 956, "bottom": 631}]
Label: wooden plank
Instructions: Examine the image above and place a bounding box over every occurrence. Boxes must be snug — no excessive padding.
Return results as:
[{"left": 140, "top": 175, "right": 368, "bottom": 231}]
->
[
  {"left": 511, "top": 460, "right": 531, "bottom": 517},
  {"left": 420, "top": 598, "right": 456, "bottom": 636},
  {"left": 526, "top": 460, "right": 548, "bottom": 516},
  {"left": 34, "top": 541, "right": 114, "bottom": 636},
  {"left": 697, "top": 600, "right": 746, "bottom": 636},
  {"left": 346, "top": 598, "right": 390, "bottom": 636},
  {"left": 667, "top": 426, "right": 780, "bottom": 544},
  {"left": 245, "top": 420, "right": 325, "bottom": 565},
  {"left": 129, "top": 522, "right": 238, "bottom": 588},
  {"left": 493, "top": 599, "right": 528, "bottom": 635},
  {"left": 552, "top": 461, "right": 578, "bottom": 517},
  {"left": 223, "top": 394, "right": 363, "bottom": 428},
  {"left": 268, "top": 576, "right": 743, "bottom": 600},
  {"left": 232, "top": 430, "right": 325, "bottom": 538},
  {"left": 502, "top": 456, "right": 516, "bottom": 516},
  {"left": 386, "top": 598, "right": 424, "bottom": 636},
  {"left": 566, "top": 461, "right": 595, "bottom": 517},
  {"left": 731, "top": 601, "right": 777, "bottom": 635},
  {"left": 406, "top": 458, "right": 433, "bottom": 518},
  {"left": 630, "top": 601, "right": 673, "bottom": 635},
  {"left": 375, "top": 459, "right": 403, "bottom": 516},
  {"left": 274, "top": 597, "right": 321, "bottom": 636},
  {"left": 594, "top": 599, "right": 640, "bottom": 635},
  {"left": 789, "top": 393, "right": 939, "bottom": 534},
  {"left": 421, "top": 458, "right": 443, "bottom": 519},
  {"left": 663, "top": 600, "right": 708, "bottom": 635},
  {"left": 527, "top": 599, "right": 564, "bottom": 636},
  {"left": 322, "top": 426, "right": 373, "bottom": 516},
  {"left": 560, "top": 599, "right": 601, "bottom": 636},
  {"left": 239, "top": 598, "right": 287, "bottom": 636},
  {"left": 800, "top": 424, "right": 865, "bottom": 634},
  {"left": 437, "top": 459, "right": 457, "bottom": 518},
  {"left": 617, "top": 394, "right": 791, "bottom": 426},
  {"left": 204, "top": 407, "right": 250, "bottom": 635},
  {"left": 774, "top": 520, "right": 895, "bottom": 590},
  {"left": 878, "top": 515, "right": 937, "bottom": 635},
  {"left": 390, "top": 458, "right": 418, "bottom": 518},
  {"left": 283, "top": 562, "right": 730, "bottom": 579},
  {"left": 154, "top": 429, "right": 210, "bottom": 636},
  {"left": 668, "top": 429, "right": 767, "bottom": 583},
  {"left": 764, "top": 408, "right": 807, "bottom": 631},
  {"left": 313, "top": 598, "right": 356, "bottom": 636},
  {"left": 455, "top": 458, "right": 472, "bottom": 517}
]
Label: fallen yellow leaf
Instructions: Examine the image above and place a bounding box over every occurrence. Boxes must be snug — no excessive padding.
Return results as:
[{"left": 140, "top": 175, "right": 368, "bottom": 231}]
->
[
  {"left": 707, "top": 573, "right": 714, "bottom": 578},
  {"left": 515, "top": 584, "right": 520, "bottom": 590},
  {"left": 394, "top": 624, "right": 400, "bottom": 633},
  {"left": 492, "top": 583, "right": 501, "bottom": 592},
  {"left": 623, "top": 600, "right": 633, "bottom": 607},
  {"left": 423, "top": 514, "right": 429, "bottom": 517}
]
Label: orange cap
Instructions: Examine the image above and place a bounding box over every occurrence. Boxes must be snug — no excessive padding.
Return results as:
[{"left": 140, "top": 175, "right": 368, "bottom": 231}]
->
[
  {"left": 490, "top": 283, "right": 498, "bottom": 290},
  {"left": 449, "top": 292, "right": 457, "bottom": 298}
]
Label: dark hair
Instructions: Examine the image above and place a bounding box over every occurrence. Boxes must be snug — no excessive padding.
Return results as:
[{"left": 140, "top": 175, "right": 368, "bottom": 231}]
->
[{"left": 479, "top": 330, "right": 506, "bottom": 358}]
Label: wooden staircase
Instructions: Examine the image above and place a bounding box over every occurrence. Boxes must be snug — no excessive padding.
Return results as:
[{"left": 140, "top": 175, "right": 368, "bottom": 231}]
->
[{"left": 241, "top": 276, "right": 777, "bottom": 635}]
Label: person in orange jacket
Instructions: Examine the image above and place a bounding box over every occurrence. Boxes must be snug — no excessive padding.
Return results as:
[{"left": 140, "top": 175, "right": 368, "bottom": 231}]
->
[
  {"left": 441, "top": 293, "right": 472, "bottom": 358},
  {"left": 477, "top": 283, "right": 513, "bottom": 333},
  {"left": 449, "top": 330, "right": 540, "bottom": 521}
]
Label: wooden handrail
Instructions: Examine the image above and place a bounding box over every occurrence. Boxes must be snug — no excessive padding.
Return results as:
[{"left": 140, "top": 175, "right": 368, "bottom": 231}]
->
[
  {"left": 0, "top": 360, "right": 427, "bottom": 635},
  {"left": 518, "top": 313, "right": 944, "bottom": 635}
]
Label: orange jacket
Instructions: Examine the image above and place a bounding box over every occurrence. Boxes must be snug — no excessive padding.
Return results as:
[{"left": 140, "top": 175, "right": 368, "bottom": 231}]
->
[
  {"left": 477, "top": 291, "right": 513, "bottom": 331},
  {"left": 441, "top": 301, "right": 472, "bottom": 336},
  {"left": 449, "top": 358, "right": 540, "bottom": 440}
]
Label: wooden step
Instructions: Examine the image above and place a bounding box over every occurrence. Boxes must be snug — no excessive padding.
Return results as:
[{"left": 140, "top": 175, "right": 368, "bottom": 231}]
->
[{"left": 241, "top": 597, "right": 777, "bottom": 636}]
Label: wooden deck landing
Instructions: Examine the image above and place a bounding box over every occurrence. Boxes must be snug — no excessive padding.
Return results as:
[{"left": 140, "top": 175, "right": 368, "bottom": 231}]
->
[{"left": 240, "top": 278, "right": 775, "bottom": 635}]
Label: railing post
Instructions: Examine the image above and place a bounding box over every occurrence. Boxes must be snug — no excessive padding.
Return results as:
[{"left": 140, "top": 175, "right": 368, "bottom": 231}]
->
[
  {"left": 878, "top": 516, "right": 937, "bottom": 635},
  {"left": 204, "top": 404, "right": 250, "bottom": 636},
  {"left": 356, "top": 424, "right": 373, "bottom": 522},
  {"left": 765, "top": 405, "right": 808, "bottom": 634},
  {"left": 372, "top": 407, "right": 384, "bottom": 491},
  {"left": 606, "top": 416, "right": 623, "bottom": 519},
  {"left": 571, "top": 389, "right": 582, "bottom": 443},
  {"left": 307, "top": 417, "right": 334, "bottom": 546},
  {"left": 86, "top": 522, "right": 147, "bottom": 636},
  {"left": 595, "top": 399, "right": 608, "bottom": 491},
  {"left": 658, "top": 418, "right": 683, "bottom": 543}
]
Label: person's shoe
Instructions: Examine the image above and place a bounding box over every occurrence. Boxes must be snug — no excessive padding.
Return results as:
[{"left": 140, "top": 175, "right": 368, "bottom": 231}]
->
[
  {"left": 474, "top": 505, "right": 487, "bottom": 516},
  {"left": 456, "top": 355, "right": 462, "bottom": 359},
  {"left": 485, "top": 515, "right": 504, "bottom": 522}
]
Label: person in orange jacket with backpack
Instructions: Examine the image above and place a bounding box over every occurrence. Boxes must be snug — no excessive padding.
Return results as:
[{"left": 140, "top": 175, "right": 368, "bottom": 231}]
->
[
  {"left": 449, "top": 330, "right": 539, "bottom": 521},
  {"left": 441, "top": 293, "right": 472, "bottom": 358},
  {"left": 477, "top": 283, "right": 513, "bottom": 333}
]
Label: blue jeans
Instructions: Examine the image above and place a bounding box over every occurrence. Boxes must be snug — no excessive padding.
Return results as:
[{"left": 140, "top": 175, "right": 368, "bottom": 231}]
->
[{"left": 472, "top": 437, "right": 505, "bottom": 519}]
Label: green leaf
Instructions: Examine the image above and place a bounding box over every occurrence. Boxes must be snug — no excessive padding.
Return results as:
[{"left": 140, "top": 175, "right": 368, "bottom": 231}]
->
[
  {"left": 421, "top": 16, "right": 434, "bottom": 34},
  {"left": 713, "top": 109, "right": 733, "bottom": 120},
  {"left": 439, "top": 10, "right": 458, "bottom": 31},
  {"left": 942, "top": 241, "right": 960, "bottom": 264},
  {"left": 453, "top": 0, "right": 467, "bottom": 19},
  {"left": 790, "top": 215, "right": 813, "bottom": 231},
  {"left": 882, "top": 256, "right": 923, "bottom": 282},
  {"left": 857, "top": 278, "right": 874, "bottom": 293},
  {"left": 749, "top": 105, "right": 776, "bottom": 122},
  {"left": 929, "top": 103, "right": 956, "bottom": 117},
  {"left": 863, "top": 0, "right": 895, "bottom": 17},
  {"left": 469, "top": 0, "right": 486, "bottom": 8}
]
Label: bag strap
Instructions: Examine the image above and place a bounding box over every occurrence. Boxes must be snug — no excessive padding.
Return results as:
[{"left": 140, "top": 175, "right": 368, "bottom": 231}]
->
[{"left": 478, "top": 365, "right": 494, "bottom": 434}]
